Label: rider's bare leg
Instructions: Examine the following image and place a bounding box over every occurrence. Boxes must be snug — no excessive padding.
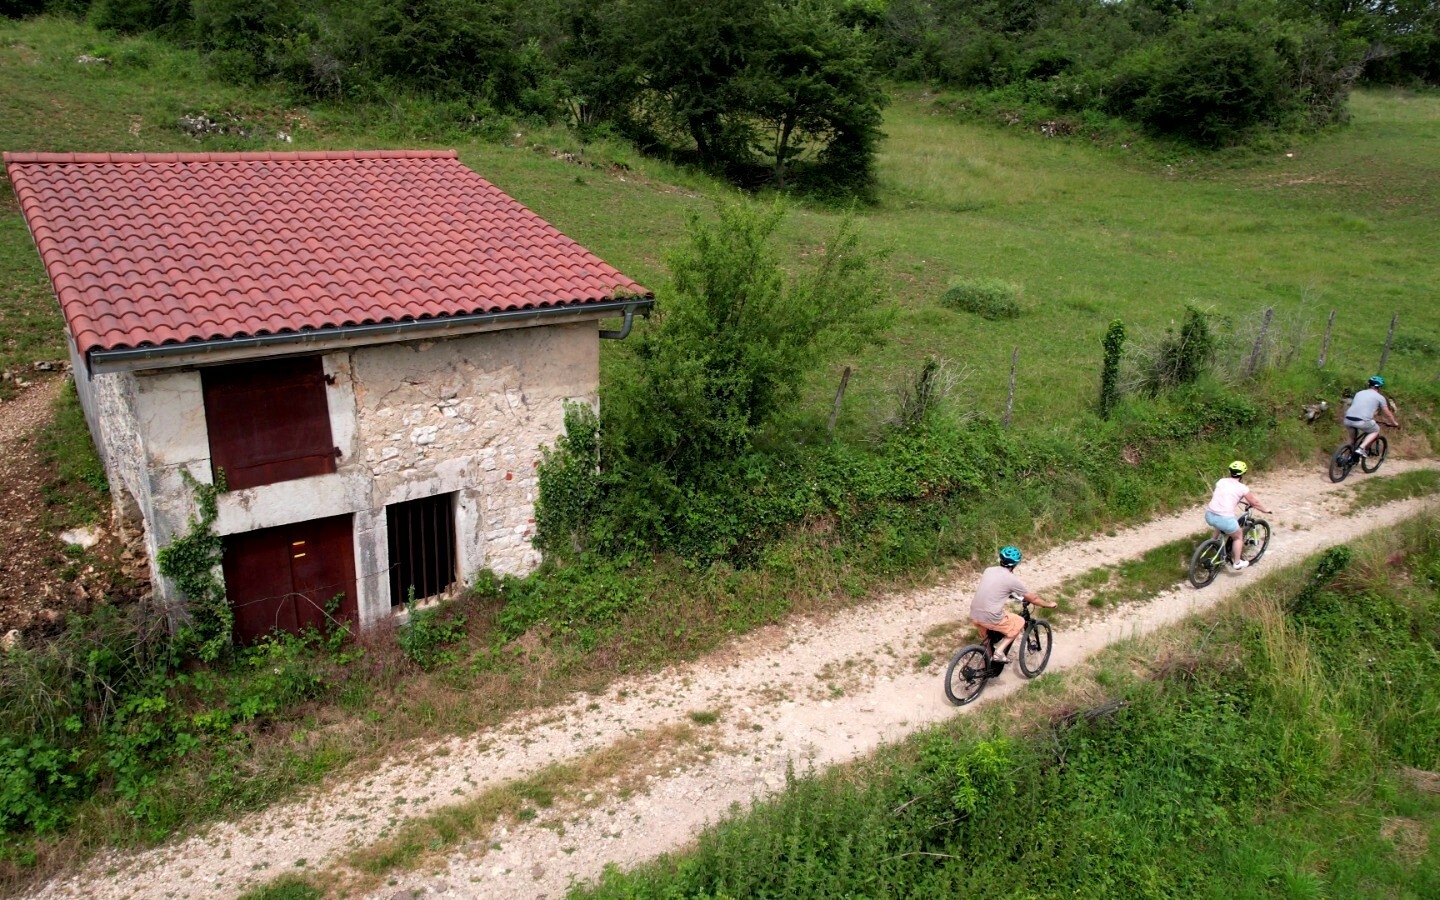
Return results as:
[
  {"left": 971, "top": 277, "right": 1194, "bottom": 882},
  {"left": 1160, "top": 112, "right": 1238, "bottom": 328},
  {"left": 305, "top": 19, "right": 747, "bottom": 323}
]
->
[{"left": 1229, "top": 530, "right": 1244, "bottom": 565}]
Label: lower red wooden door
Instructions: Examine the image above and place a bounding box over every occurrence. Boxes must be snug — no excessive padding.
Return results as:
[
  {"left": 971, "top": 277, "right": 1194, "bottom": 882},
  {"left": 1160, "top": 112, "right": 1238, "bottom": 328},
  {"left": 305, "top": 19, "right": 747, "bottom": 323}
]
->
[{"left": 221, "top": 514, "right": 358, "bottom": 643}]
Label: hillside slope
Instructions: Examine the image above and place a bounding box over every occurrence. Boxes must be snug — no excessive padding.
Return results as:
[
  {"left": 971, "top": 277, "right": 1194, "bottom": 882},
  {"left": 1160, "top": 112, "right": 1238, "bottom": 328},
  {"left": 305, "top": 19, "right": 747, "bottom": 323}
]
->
[{"left": 26, "top": 460, "right": 1438, "bottom": 899}]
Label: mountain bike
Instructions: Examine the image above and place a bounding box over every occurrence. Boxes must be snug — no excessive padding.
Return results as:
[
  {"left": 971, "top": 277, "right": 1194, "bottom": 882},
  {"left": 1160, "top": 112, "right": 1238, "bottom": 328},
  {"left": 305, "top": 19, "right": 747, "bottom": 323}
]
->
[
  {"left": 944, "top": 596, "right": 1053, "bottom": 706},
  {"left": 1328, "top": 424, "right": 1389, "bottom": 483},
  {"left": 1188, "top": 502, "right": 1270, "bottom": 589}
]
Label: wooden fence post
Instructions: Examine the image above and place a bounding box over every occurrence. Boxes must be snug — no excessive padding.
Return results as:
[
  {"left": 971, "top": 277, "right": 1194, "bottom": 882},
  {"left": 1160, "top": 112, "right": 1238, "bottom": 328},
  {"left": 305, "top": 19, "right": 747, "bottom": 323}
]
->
[
  {"left": 1003, "top": 347, "right": 1018, "bottom": 428},
  {"left": 1318, "top": 309, "right": 1335, "bottom": 368},
  {"left": 1246, "top": 307, "right": 1274, "bottom": 378},
  {"left": 826, "top": 366, "right": 851, "bottom": 438},
  {"left": 1378, "top": 313, "right": 1398, "bottom": 374}
]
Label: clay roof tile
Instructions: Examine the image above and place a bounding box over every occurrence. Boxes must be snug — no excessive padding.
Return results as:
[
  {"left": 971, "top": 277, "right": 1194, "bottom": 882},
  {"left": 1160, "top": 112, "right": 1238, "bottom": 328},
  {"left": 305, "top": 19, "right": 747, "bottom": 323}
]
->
[{"left": 4, "top": 150, "right": 650, "bottom": 355}]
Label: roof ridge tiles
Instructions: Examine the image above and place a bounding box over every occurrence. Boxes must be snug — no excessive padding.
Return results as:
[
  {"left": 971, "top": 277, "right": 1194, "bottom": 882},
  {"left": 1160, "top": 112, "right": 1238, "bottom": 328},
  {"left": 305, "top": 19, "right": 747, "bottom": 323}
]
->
[{"left": 3, "top": 150, "right": 460, "bottom": 165}]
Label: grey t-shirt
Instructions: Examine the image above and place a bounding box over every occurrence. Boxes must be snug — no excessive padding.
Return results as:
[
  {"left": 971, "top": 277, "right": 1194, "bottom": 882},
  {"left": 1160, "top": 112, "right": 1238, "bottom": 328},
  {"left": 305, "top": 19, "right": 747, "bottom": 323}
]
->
[
  {"left": 1345, "top": 388, "right": 1388, "bottom": 422},
  {"left": 970, "top": 565, "right": 1027, "bottom": 624}
]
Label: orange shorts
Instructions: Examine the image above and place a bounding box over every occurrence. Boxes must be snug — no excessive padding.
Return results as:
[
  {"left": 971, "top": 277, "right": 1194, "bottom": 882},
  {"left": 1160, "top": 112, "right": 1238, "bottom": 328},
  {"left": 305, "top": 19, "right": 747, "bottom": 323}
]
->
[{"left": 973, "top": 611, "right": 1024, "bottom": 641}]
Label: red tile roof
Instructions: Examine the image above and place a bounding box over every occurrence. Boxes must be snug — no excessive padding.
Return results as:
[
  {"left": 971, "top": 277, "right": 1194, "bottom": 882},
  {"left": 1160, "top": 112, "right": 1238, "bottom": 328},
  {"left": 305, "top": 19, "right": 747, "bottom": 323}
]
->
[{"left": 3, "top": 150, "right": 651, "bottom": 357}]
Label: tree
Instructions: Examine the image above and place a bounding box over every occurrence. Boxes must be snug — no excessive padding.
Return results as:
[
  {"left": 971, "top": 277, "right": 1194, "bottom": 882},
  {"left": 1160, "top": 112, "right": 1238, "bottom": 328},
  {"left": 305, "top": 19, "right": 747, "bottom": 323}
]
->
[
  {"left": 741, "top": 0, "right": 887, "bottom": 192},
  {"left": 610, "top": 199, "right": 889, "bottom": 480},
  {"left": 625, "top": 0, "right": 766, "bottom": 169},
  {"left": 620, "top": 0, "right": 886, "bottom": 193}
]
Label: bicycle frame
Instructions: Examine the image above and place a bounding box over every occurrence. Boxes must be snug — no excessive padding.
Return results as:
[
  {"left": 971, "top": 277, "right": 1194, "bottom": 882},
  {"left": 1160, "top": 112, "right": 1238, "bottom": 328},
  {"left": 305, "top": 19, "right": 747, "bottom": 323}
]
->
[
  {"left": 1208, "top": 503, "right": 1256, "bottom": 542},
  {"left": 979, "top": 597, "right": 1035, "bottom": 655}
]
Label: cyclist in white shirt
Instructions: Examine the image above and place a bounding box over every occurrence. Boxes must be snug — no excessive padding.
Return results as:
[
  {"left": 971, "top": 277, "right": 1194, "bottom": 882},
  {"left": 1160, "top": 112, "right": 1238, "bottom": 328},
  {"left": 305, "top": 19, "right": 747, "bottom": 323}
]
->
[
  {"left": 1204, "top": 461, "right": 1272, "bottom": 571},
  {"left": 1343, "top": 375, "right": 1400, "bottom": 457}
]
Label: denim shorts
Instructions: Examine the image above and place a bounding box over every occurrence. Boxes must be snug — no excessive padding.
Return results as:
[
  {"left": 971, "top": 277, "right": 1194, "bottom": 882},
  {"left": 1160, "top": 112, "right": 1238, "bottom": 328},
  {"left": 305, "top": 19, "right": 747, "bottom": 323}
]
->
[{"left": 1205, "top": 510, "right": 1239, "bottom": 535}]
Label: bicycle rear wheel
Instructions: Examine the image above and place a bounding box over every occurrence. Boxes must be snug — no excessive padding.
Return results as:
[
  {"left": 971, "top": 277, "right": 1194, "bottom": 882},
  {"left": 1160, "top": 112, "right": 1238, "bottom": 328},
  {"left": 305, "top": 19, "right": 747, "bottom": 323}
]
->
[
  {"left": 1328, "top": 444, "right": 1353, "bottom": 483},
  {"left": 944, "top": 645, "right": 990, "bottom": 706},
  {"left": 1189, "top": 538, "right": 1225, "bottom": 589},
  {"left": 1241, "top": 519, "right": 1270, "bottom": 564},
  {"left": 1018, "top": 620, "right": 1052, "bottom": 678},
  {"left": 1360, "top": 435, "right": 1387, "bottom": 473}
]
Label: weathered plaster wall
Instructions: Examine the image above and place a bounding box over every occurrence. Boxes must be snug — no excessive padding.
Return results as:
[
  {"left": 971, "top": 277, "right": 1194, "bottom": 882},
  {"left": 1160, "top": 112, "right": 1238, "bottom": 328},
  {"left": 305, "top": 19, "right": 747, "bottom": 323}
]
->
[
  {"left": 86, "top": 369, "right": 207, "bottom": 609},
  {"left": 351, "top": 323, "right": 598, "bottom": 579},
  {"left": 91, "top": 322, "right": 598, "bottom": 629}
]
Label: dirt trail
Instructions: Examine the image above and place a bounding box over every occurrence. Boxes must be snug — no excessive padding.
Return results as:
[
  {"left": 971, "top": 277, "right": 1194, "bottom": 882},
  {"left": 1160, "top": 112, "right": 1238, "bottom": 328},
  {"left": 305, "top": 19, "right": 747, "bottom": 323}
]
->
[
  {"left": 0, "top": 375, "right": 67, "bottom": 626},
  {"left": 28, "top": 458, "right": 1440, "bottom": 900}
]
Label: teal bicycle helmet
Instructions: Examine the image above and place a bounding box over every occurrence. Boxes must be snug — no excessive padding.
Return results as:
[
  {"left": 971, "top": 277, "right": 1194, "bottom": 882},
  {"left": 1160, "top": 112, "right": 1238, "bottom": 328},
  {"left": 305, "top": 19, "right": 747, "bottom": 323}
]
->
[
  {"left": 999, "top": 545, "right": 1022, "bottom": 568},
  {"left": 1368, "top": 375, "right": 1385, "bottom": 388}
]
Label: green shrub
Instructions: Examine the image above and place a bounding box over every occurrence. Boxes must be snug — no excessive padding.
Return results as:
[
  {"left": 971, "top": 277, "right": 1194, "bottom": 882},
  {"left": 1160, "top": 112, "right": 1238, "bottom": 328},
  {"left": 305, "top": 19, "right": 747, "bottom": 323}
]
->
[
  {"left": 0, "top": 737, "right": 85, "bottom": 835},
  {"left": 1142, "top": 304, "right": 1215, "bottom": 395},
  {"left": 237, "top": 876, "right": 322, "bottom": 900},
  {"left": 90, "top": 0, "right": 190, "bottom": 36},
  {"left": 1100, "top": 319, "right": 1126, "bottom": 418},
  {"left": 940, "top": 277, "right": 1022, "bottom": 319},
  {"left": 396, "top": 596, "right": 468, "bottom": 670}
]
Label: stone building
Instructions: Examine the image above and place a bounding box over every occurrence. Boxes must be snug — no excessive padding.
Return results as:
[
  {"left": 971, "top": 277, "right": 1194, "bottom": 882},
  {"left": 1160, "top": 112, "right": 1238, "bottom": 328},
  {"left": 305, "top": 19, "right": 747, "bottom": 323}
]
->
[{"left": 5, "top": 150, "right": 652, "bottom": 641}]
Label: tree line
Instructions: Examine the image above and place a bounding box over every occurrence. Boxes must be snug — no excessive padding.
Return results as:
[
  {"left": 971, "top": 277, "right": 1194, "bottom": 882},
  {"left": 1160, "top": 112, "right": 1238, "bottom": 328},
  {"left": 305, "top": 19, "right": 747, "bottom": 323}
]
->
[{"left": 9, "top": 0, "right": 1438, "bottom": 190}]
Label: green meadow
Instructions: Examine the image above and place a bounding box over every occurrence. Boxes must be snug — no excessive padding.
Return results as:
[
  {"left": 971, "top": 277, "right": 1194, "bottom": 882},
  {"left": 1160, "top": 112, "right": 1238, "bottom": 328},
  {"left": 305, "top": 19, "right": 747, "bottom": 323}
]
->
[
  {"left": 2, "top": 14, "right": 1439, "bottom": 884},
  {"left": 4, "top": 17, "right": 1439, "bottom": 422}
]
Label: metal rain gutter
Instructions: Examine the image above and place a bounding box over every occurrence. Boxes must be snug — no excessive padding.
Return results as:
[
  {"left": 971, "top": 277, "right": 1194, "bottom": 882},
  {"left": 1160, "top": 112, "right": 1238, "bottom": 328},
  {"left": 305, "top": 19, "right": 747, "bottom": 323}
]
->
[
  {"left": 86, "top": 297, "right": 655, "bottom": 374},
  {"left": 599, "top": 303, "right": 652, "bottom": 340}
]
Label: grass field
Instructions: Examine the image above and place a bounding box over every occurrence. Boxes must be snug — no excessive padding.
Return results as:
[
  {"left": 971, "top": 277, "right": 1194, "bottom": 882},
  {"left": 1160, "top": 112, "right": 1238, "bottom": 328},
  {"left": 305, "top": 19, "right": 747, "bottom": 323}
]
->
[
  {"left": 2, "top": 15, "right": 1439, "bottom": 880},
  {"left": 3, "top": 17, "right": 1438, "bottom": 421}
]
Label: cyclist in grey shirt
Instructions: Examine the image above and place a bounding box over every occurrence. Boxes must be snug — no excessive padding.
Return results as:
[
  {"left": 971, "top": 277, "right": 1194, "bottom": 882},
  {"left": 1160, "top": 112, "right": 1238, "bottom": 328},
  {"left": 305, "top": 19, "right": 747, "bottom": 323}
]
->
[
  {"left": 1343, "top": 375, "right": 1399, "bottom": 457},
  {"left": 968, "top": 546, "right": 1055, "bottom": 662}
]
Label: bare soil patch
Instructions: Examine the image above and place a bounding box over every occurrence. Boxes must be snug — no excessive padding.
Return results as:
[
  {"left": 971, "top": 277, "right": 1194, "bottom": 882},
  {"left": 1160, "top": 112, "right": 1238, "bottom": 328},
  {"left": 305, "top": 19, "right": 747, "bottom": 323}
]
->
[{"left": 0, "top": 375, "right": 138, "bottom": 635}]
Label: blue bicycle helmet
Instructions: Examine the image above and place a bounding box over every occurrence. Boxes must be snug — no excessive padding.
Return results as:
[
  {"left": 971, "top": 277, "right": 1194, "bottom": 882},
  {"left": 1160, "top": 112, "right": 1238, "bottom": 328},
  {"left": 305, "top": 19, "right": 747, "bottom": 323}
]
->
[
  {"left": 999, "top": 545, "right": 1023, "bottom": 568},
  {"left": 1368, "top": 375, "right": 1385, "bottom": 388}
]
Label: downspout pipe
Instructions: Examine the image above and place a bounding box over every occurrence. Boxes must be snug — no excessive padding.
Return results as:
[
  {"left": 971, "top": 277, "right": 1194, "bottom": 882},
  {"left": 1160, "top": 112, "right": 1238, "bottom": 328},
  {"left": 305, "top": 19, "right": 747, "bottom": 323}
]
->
[{"left": 599, "top": 303, "right": 648, "bottom": 340}]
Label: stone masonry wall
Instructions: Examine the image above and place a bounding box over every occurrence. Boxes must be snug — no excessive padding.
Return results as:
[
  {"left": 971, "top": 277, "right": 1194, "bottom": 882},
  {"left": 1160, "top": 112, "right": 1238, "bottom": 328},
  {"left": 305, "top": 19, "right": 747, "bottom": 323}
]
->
[{"left": 350, "top": 323, "right": 599, "bottom": 578}]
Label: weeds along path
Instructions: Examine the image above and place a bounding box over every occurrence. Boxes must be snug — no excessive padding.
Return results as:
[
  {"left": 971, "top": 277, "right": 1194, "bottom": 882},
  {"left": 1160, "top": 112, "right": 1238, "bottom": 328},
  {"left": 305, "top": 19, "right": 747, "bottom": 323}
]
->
[{"left": 30, "top": 459, "right": 1440, "bottom": 900}]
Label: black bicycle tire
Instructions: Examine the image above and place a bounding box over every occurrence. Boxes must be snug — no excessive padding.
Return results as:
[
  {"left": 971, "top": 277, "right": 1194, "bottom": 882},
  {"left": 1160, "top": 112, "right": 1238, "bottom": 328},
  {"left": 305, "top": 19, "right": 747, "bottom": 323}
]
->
[
  {"left": 1241, "top": 519, "right": 1271, "bottom": 565},
  {"left": 1360, "top": 435, "right": 1387, "bottom": 474},
  {"left": 1328, "top": 444, "right": 1352, "bottom": 483},
  {"left": 943, "top": 645, "right": 990, "bottom": 706},
  {"left": 1189, "top": 538, "right": 1224, "bottom": 589},
  {"left": 1018, "top": 619, "right": 1053, "bottom": 678}
]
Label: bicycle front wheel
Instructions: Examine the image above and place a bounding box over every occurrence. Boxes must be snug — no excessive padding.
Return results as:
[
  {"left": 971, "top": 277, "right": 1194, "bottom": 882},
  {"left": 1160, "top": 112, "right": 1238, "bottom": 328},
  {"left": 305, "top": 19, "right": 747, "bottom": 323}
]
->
[
  {"left": 1018, "top": 619, "right": 1053, "bottom": 678},
  {"left": 1241, "top": 519, "right": 1270, "bottom": 564},
  {"left": 944, "top": 645, "right": 990, "bottom": 706},
  {"left": 1189, "top": 538, "right": 1225, "bottom": 589},
  {"left": 1360, "top": 435, "right": 1387, "bottom": 474},
  {"left": 1328, "top": 444, "right": 1353, "bottom": 483}
]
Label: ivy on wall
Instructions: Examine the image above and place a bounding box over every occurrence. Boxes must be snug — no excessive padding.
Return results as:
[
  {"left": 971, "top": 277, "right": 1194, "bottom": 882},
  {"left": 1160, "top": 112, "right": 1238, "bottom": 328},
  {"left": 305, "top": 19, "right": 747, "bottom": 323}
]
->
[{"left": 156, "top": 469, "right": 232, "bottom": 662}]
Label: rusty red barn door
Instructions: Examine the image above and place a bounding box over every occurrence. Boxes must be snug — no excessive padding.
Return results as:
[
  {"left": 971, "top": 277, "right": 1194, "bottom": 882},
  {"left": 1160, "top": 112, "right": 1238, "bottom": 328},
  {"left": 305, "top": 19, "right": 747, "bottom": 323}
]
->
[
  {"left": 201, "top": 356, "right": 337, "bottom": 491},
  {"left": 222, "top": 514, "right": 358, "bottom": 643}
]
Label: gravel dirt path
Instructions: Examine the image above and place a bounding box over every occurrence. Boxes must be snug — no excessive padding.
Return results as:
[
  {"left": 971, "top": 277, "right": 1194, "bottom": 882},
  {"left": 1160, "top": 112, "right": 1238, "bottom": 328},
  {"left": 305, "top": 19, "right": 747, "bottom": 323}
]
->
[
  {"left": 27, "top": 457, "right": 1440, "bottom": 900},
  {"left": 0, "top": 374, "right": 67, "bottom": 627}
]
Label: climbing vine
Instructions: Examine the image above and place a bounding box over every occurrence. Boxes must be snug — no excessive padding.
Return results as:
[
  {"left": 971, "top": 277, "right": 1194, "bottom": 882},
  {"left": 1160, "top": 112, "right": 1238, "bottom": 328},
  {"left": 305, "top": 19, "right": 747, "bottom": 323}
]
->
[
  {"left": 156, "top": 469, "right": 232, "bottom": 662},
  {"left": 1100, "top": 319, "right": 1126, "bottom": 418}
]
